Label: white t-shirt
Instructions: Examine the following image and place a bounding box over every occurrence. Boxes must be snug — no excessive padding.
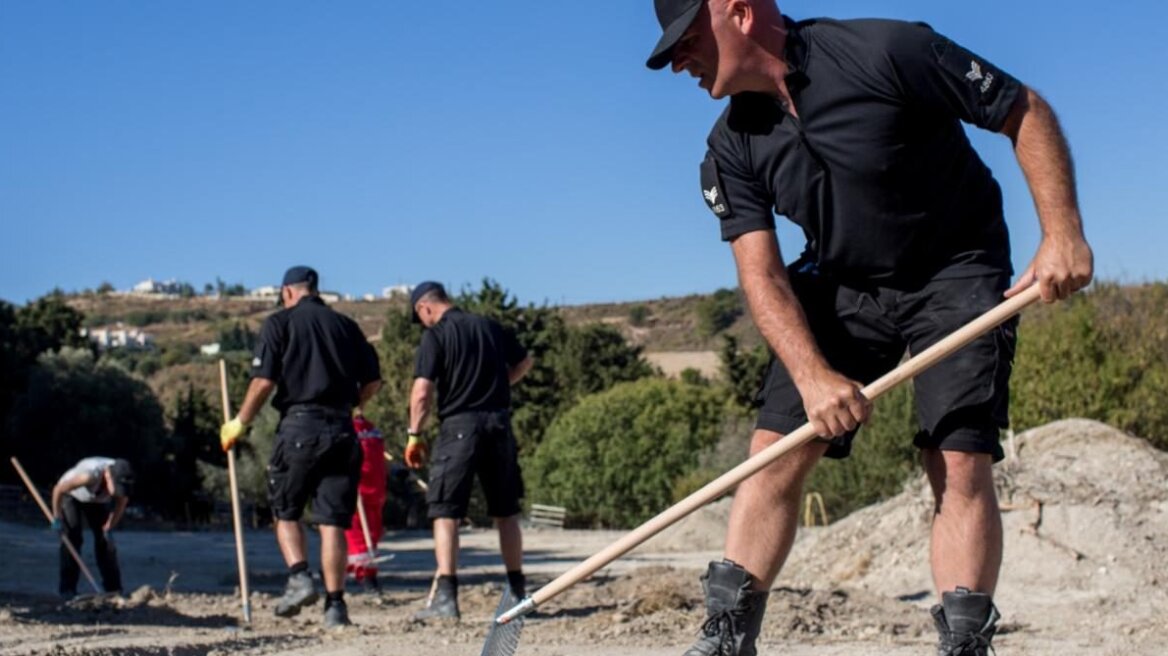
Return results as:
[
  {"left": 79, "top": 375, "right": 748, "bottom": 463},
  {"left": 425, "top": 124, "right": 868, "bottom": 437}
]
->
[{"left": 58, "top": 457, "right": 115, "bottom": 503}]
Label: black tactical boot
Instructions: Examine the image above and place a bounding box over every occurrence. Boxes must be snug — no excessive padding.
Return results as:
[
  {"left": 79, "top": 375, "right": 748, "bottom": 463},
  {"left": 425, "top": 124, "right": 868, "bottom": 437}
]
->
[
  {"left": 931, "top": 587, "right": 1000, "bottom": 655},
  {"left": 682, "top": 560, "right": 769, "bottom": 656},
  {"left": 323, "top": 597, "right": 351, "bottom": 628},
  {"left": 413, "top": 574, "right": 460, "bottom": 621},
  {"left": 506, "top": 570, "right": 526, "bottom": 600},
  {"left": 274, "top": 570, "right": 319, "bottom": 618}
]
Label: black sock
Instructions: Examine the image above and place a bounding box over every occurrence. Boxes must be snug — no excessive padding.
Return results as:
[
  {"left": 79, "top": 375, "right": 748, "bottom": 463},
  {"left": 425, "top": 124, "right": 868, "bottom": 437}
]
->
[
  {"left": 506, "top": 570, "right": 525, "bottom": 595},
  {"left": 326, "top": 591, "right": 344, "bottom": 605},
  {"left": 289, "top": 561, "right": 309, "bottom": 576}
]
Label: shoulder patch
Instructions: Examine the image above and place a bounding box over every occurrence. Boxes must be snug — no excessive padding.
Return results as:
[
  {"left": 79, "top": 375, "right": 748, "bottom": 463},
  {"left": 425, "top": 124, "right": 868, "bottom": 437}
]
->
[
  {"left": 933, "top": 37, "right": 1000, "bottom": 101},
  {"left": 700, "top": 155, "right": 732, "bottom": 219}
]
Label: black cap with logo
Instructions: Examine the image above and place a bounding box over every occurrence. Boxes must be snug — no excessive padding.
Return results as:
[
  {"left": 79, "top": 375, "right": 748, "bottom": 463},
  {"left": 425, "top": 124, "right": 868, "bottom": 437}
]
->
[{"left": 646, "top": 0, "right": 704, "bottom": 70}]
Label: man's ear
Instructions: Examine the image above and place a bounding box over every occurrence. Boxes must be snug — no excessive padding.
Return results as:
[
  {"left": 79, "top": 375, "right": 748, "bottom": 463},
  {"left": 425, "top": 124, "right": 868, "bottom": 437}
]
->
[{"left": 728, "top": 0, "right": 753, "bottom": 34}]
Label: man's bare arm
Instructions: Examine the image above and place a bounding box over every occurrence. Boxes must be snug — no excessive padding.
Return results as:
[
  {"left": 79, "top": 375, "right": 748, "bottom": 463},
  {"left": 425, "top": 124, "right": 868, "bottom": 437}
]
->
[
  {"left": 105, "top": 495, "right": 128, "bottom": 531},
  {"left": 508, "top": 355, "right": 534, "bottom": 385},
  {"left": 236, "top": 377, "right": 277, "bottom": 425},
  {"left": 357, "top": 380, "right": 382, "bottom": 410},
  {"left": 51, "top": 472, "right": 91, "bottom": 519},
  {"left": 408, "top": 378, "right": 436, "bottom": 434},
  {"left": 1000, "top": 86, "right": 1093, "bottom": 302},
  {"left": 731, "top": 230, "right": 870, "bottom": 437}
]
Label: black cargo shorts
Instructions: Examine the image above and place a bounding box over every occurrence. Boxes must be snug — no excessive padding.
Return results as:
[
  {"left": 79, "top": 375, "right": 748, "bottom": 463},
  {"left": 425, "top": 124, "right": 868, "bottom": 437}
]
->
[
  {"left": 268, "top": 406, "right": 361, "bottom": 527},
  {"left": 426, "top": 410, "right": 525, "bottom": 519},
  {"left": 755, "top": 266, "right": 1017, "bottom": 462}
]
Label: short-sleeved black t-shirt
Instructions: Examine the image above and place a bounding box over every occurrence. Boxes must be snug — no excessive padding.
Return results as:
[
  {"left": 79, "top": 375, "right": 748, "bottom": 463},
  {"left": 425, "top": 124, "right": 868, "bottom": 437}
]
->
[
  {"left": 700, "top": 16, "right": 1022, "bottom": 285},
  {"left": 413, "top": 308, "right": 527, "bottom": 418},
  {"left": 251, "top": 296, "right": 381, "bottom": 413}
]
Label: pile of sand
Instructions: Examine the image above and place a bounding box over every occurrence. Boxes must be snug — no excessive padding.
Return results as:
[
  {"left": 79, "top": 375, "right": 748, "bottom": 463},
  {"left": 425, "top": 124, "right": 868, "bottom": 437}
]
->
[{"left": 632, "top": 419, "right": 1168, "bottom": 648}]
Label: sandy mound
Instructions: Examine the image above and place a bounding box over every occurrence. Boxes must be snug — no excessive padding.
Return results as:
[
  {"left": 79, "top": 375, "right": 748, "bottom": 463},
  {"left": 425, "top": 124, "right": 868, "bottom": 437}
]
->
[
  {"left": 779, "top": 419, "right": 1168, "bottom": 644},
  {"left": 633, "top": 419, "right": 1168, "bottom": 649}
]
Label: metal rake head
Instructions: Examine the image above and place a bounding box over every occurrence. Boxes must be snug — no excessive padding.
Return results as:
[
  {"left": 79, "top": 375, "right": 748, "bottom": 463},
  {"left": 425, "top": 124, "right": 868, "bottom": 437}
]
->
[{"left": 479, "top": 587, "right": 527, "bottom": 656}]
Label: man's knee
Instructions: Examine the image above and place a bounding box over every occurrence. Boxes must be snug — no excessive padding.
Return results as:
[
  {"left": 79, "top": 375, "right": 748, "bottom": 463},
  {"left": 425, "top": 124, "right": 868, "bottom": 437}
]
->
[
  {"left": 927, "top": 450, "right": 995, "bottom": 502},
  {"left": 745, "top": 430, "right": 825, "bottom": 491}
]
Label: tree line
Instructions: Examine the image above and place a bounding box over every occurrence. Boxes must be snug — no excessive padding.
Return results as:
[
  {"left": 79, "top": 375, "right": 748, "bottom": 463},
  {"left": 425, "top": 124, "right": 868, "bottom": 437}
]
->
[{"left": 3, "top": 281, "right": 1166, "bottom": 529}]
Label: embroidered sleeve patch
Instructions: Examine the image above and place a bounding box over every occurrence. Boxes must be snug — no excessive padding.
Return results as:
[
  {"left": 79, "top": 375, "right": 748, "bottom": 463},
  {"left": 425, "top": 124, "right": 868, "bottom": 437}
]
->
[
  {"left": 932, "top": 38, "right": 1002, "bottom": 103},
  {"left": 700, "top": 155, "right": 732, "bottom": 219}
]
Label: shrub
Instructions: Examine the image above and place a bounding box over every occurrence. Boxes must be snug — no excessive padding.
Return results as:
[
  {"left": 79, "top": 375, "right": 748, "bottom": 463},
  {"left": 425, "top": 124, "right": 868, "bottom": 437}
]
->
[
  {"left": 628, "top": 304, "right": 650, "bottom": 327},
  {"left": 525, "top": 378, "right": 725, "bottom": 528},
  {"left": 695, "top": 288, "right": 743, "bottom": 337},
  {"left": 1011, "top": 282, "right": 1168, "bottom": 449}
]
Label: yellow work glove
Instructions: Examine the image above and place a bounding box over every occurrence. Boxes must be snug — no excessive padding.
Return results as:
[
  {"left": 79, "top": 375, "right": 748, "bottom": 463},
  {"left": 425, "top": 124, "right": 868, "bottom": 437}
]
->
[
  {"left": 220, "top": 417, "right": 248, "bottom": 452},
  {"left": 404, "top": 433, "right": 428, "bottom": 469}
]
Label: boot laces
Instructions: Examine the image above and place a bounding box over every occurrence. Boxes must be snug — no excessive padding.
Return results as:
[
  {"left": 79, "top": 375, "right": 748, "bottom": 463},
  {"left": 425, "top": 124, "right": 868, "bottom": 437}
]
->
[
  {"left": 698, "top": 607, "right": 745, "bottom": 656},
  {"left": 940, "top": 629, "right": 996, "bottom": 656}
]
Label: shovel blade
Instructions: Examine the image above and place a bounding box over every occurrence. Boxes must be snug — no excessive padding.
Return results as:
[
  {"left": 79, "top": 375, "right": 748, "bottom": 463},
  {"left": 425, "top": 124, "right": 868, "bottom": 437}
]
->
[{"left": 479, "top": 587, "right": 525, "bottom": 656}]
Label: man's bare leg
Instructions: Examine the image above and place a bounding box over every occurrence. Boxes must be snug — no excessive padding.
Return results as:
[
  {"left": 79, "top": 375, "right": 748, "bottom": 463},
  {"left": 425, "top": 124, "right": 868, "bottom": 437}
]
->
[
  {"left": 924, "top": 449, "right": 1002, "bottom": 595},
  {"left": 723, "top": 429, "right": 828, "bottom": 589},
  {"left": 494, "top": 514, "right": 523, "bottom": 572},
  {"left": 276, "top": 519, "right": 307, "bottom": 566},
  {"left": 433, "top": 517, "right": 460, "bottom": 575},
  {"left": 319, "top": 525, "right": 347, "bottom": 593}
]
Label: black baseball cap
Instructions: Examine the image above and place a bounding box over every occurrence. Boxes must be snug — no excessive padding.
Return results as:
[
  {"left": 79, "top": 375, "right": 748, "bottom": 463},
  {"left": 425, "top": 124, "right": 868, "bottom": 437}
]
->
[
  {"left": 282, "top": 265, "right": 318, "bottom": 288},
  {"left": 646, "top": 0, "right": 704, "bottom": 70},
  {"left": 108, "top": 459, "right": 134, "bottom": 498},
  {"left": 409, "top": 281, "right": 445, "bottom": 323}
]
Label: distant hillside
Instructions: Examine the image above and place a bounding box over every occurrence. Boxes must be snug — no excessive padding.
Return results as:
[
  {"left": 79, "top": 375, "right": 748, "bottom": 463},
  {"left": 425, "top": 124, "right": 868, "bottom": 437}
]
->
[
  {"left": 63, "top": 289, "right": 759, "bottom": 408},
  {"left": 66, "top": 290, "right": 762, "bottom": 351}
]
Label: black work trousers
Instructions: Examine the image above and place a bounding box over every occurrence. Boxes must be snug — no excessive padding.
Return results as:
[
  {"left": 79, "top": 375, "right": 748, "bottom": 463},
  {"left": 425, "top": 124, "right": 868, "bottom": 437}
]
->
[{"left": 59, "top": 495, "right": 122, "bottom": 595}]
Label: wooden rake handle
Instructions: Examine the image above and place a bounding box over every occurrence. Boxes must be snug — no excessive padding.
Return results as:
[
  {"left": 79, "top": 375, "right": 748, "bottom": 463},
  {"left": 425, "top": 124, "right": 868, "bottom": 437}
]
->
[
  {"left": 219, "top": 359, "right": 252, "bottom": 624},
  {"left": 9, "top": 456, "right": 103, "bottom": 594},
  {"left": 515, "top": 284, "right": 1041, "bottom": 616}
]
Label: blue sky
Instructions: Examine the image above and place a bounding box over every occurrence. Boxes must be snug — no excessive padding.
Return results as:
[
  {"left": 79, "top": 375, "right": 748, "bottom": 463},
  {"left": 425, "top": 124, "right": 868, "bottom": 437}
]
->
[{"left": 2, "top": 1, "right": 1165, "bottom": 306}]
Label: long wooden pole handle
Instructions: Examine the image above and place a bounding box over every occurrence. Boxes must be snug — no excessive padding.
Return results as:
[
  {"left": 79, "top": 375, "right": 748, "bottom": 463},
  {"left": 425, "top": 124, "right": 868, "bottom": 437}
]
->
[
  {"left": 528, "top": 285, "right": 1041, "bottom": 607},
  {"left": 10, "top": 456, "right": 102, "bottom": 594},
  {"left": 356, "top": 494, "right": 375, "bottom": 556},
  {"left": 219, "top": 359, "right": 252, "bottom": 624}
]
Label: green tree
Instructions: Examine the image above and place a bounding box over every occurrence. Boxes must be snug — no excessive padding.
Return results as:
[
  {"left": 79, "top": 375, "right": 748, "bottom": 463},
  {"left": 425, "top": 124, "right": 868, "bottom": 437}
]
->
[
  {"left": 719, "top": 334, "right": 770, "bottom": 410},
  {"left": 695, "top": 288, "right": 743, "bottom": 337},
  {"left": 628, "top": 304, "right": 650, "bottom": 327},
  {"left": 13, "top": 291, "right": 90, "bottom": 360},
  {"left": 5, "top": 348, "right": 170, "bottom": 511},
  {"left": 1, "top": 293, "right": 93, "bottom": 468},
  {"left": 367, "top": 279, "right": 654, "bottom": 458},
  {"left": 166, "top": 384, "right": 222, "bottom": 523},
  {"left": 526, "top": 378, "right": 725, "bottom": 527},
  {"left": 217, "top": 321, "right": 256, "bottom": 352},
  {"left": 1011, "top": 283, "right": 1168, "bottom": 449}
]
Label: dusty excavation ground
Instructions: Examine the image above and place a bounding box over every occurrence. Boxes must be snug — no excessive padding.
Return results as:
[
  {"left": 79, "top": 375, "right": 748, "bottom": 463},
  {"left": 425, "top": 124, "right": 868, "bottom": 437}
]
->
[{"left": 2, "top": 419, "right": 1166, "bottom": 655}]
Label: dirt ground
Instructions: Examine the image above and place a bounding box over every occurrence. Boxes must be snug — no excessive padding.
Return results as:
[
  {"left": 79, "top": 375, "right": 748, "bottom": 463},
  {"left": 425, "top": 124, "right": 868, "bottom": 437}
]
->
[{"left": 2, "top": 419, "right": 1165, "bottom": 655}]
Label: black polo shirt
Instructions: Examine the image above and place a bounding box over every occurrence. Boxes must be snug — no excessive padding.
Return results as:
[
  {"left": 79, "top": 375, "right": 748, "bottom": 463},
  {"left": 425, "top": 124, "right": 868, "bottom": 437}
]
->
[
  {"left": 701, "top": 16, "right": 1023, "bottom": 285},
  {"left": 251, "top": 296, "right": 381, "bottom": 413},
  {"left": 414, "top": 308, "right": 527, "bottom": 419}
]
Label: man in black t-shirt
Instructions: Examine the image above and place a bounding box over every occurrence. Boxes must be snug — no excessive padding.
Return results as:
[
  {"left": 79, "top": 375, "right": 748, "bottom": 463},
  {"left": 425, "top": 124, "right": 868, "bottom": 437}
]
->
[
  {"left": 219, "top": 265, "right": 382, "bottom": 628},
  {"left": 646, "top": 2, "right": 1093, "bottom": 654},
  {"left": 404, "top": 281, "right": 533, "bottom": 622}
]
